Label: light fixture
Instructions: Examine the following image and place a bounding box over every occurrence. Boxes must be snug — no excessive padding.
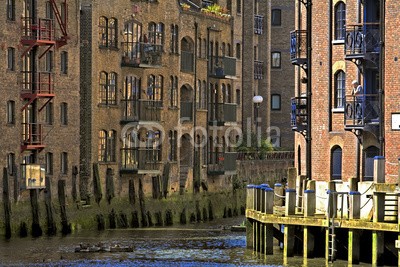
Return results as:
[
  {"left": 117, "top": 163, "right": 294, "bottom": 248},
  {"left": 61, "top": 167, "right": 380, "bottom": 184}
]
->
[{"left": 252, "top": 95, "right": 263, "bottom": 104}]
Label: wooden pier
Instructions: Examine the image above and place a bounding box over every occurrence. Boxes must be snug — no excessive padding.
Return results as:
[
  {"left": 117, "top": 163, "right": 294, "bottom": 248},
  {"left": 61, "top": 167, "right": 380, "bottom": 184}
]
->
[{"left": 246, "top": 160, "right": 400, "bottom": 266}]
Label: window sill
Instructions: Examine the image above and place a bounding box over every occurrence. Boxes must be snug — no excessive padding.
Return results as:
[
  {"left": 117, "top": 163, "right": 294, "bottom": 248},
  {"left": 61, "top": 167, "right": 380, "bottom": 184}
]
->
[
  {"left": 168, "top": 106, "right": 179, "bottom": 110},
  {"left": 6, "top": 122, "right": 15, "bottom": 126},
  {"left": 99, "top": 162, "right": 117, "bottom": 165},
  {"left": 98, "top": 104, "right": 119, "bottom": 108},
  {"left": 332, "top": 40, "right": 345, "bottom": 45},
  {"left": 332, "top": 107, "right": 344, "bottom": 113}
]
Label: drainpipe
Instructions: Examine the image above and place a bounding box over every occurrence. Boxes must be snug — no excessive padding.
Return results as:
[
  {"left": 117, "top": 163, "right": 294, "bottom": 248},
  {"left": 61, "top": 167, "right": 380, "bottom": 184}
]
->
[
  {"left": 306, "top": 0, "right": 312, "bottom": 180},
  {"left": 355, "top": 0, "right": 362, "bottom": 181},
  {"left": 193, "top": 22, "right": 198, "bottom": 193},
  {"left": 328, "top": 0, "right": 332, "bottom": 132},
  {"left": 379, "top": 0, "right": 385, "bottom": 156}
]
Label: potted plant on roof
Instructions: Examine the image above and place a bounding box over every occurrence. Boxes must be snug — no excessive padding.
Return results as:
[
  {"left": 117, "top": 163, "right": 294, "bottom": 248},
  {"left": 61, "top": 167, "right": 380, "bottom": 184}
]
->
[{"left": 180, "top": 3, "right": 190, "bottom": 11}]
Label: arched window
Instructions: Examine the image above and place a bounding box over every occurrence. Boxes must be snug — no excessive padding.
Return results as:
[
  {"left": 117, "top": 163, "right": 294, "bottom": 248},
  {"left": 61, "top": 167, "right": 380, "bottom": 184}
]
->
[
  {"left": 99, "top": 16, "right": 108, "bottom": 47},
  {"left": 99, "top": 72, "right": 108, "bottom": 104},
  {"left": 335, "top": 2, "right": 346, "bottom": 40},
  {"left": 331, "top": 146, "right": 342, "bottom": 180},
  {"left": 334, "top": 70, "right": 345, "bottom": 108},
  {"left": 108, "top": 18, "right": 118, "bottom": 48},
  {"left": 108, "top": 72, "right": 117, "bottom": 105},
  {"left": 364, "top": 146, "right": 379, "bottom": 181}
]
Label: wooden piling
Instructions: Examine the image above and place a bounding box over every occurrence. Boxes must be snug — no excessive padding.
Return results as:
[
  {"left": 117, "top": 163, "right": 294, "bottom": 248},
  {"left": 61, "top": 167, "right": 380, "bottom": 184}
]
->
[
  {"left": 93, "top": 163, "right": 103, "bottom": 204},
  {"left": 72, "top": 166, "right": 78, "bottom": 202},
  {"left": 58, "top": 179, "right": 71, "bottom": 235},
  {"left": 372, "top": 192, "right": 385, "bottom": 266},
  {"left": 105, "top": 168, "right": 115, "bottom": 204},
  {"left": 44, "top": 176, "right": 57, "bottom": 235},
  {"left": 348, "top": 229, "right": 360, "bottom": 264},
  {"left": 30, "top": 189, "right": 42, "bottom": 237},
  {"left": 129, "top": 178, "right": 135, "bottom": 205},
  {"left": 303, "top": 226, "right": 315, "bottom": 259},
  {"left": 3, "top": 168, "right": 11, "bottom": 239},
  {"left": 373, "top": 156, "right": 385, "bottom": 183},
  {"left": 138, "top": 178, "right": 148, "bottom": 227},
  {"left": 304, "top": 180, "right": 316, "bottom": 217},
  {"left": 283, "top": 225, "right": 295, "bottom": 257}
]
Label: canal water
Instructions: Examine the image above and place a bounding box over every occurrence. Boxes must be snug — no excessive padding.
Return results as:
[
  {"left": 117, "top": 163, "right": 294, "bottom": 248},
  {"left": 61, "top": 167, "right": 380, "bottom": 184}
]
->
[{"left": 0, "top": 216, "right": 352, "bottom": 266}]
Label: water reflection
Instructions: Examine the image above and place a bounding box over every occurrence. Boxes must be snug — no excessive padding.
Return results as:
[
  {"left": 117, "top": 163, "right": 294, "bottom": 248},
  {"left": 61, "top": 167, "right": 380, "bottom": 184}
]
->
[{"left": 0, "top": 217, "right": 348, "bottom": 267}]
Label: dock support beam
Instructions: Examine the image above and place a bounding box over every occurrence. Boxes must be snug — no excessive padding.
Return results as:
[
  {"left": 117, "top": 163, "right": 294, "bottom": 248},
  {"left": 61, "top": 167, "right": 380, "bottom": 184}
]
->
[
  {"left": 303, "top": 226, "right": 315, "bottom": 259},
  {"left": 372, "top": 192, "right": 385, "bottom": 266},
  {"left": 348, "top": 180, "right": 361, "bottom": 264},
  {"left": 264, "top": 187, "right": 274, "bottom": 255}
]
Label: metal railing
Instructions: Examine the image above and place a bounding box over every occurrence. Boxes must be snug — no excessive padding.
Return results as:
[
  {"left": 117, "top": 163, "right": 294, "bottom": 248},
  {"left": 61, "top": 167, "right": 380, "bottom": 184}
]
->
[
  {"left": 254, "top": 60, "right": 264, "bottom": 80},
  {"left": 345, "top": 23, "right": 380, "bottom": 56},
  {"left": 291, "top": 97, "right": 308, "bottom": 129},
  {"left": 344, "top": 94, "right": 379, "bottom": 127},
  {"left": 180, "top": 102, "right": 193, "bottom": 121},
  {"left": 121, "top": 41, "right": 162, "bottom": 66},
  {"left": 208, "top": 103, "right": 237, "bottom": 123},
  {"left": 121, "top": 99, "right": 162, "bottom": 122},
  {"left": 120, "top": 148, "right": 161, "bottom": 171},
  {"left": 208, "top": 152, "right": 237, "bottom": 174},
  {"left": 290, "top": 30, "right": 307, "bottom": 63},
  {"left": 209, "top": 56, "right": 236, "bottom": 77},
  {"left": 21, "top": 122, "right": 43, "bottom": 145},
  {"left": 237, "top": 151, "right": 294, "bottom": 161},
  {"left": 21, "top": 17, "right": 55, "bottom": 41},
  {"left": 181, "top": 51, "right": 194, "bottom": 72},
  {"left": 254, "top": 15, "right": 264, "bottom": 35},
  {"left": 21, "top": 72, "right": 54, "bottom": 94}
]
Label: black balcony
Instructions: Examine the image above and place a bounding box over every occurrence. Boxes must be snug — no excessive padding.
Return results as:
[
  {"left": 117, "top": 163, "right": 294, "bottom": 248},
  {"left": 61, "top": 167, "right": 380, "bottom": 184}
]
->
[
  {"left": 208, "top": 103, "right": 237, "bottom": 126},
  {"left": 120, "top": 148, "right": 161, "bottom": 174},
  {"left": 290, "top": 30, "right": 307, "bottom": 66},
  {"left": 207, "top": 152, "right": 237, "bottom": 175},
  {"left": 254, "top": 15, "right": 264, "bottom": 35},
  {"left": 180, "top": 102, "right": 193, "bottom": 121},
  {"left": 291, "top": 97, "right": 308, "bottom": 132},
  {"left": 209, "top": 56, "right": 236, "bottom": 78},
  {"left": 254, "top": 60, "right": 263, "bottom": 80},
  {"left": 181, "top": 51, "right": 194, "bottom": 73},
  {"left": 345, "top": 24, "right": 380, "bottom": 63},
  {"left": 121, "top": 99, "right": 162, "bottom": 123},
  {"left": 344, "top": 94, "right": 380, "bottom": 129},
  {"left": 121, "top": 42, "right": 162, "bottom": 67}
]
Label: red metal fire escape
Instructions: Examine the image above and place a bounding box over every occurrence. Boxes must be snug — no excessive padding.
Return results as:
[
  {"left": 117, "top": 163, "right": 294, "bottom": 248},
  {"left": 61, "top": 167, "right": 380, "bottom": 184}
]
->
[{"left": 20, "top": 0, "right": 68, "bottom": 152}]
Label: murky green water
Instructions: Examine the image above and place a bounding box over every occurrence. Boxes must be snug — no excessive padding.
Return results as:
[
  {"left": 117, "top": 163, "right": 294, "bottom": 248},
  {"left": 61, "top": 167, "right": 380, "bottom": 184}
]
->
[{"left": 0, "top": 217, "right": 352, "bottom": 266}]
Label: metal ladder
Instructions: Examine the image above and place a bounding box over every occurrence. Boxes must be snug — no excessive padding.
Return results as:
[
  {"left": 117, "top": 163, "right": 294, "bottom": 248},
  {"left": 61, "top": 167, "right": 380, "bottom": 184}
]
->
[{"left": 327, "top": 191, "right": 349, "bottom": 262}]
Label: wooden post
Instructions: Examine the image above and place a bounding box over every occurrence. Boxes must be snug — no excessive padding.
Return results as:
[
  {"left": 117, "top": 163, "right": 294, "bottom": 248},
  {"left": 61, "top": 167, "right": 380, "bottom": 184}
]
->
[
  {"left": 3, "top": 168, "right": 11, "bottom": 239},
  {"left": 348, "top": 229, "right": 360, "bottom": 265},
  {"left": 372, "top": 192, "right": 385, "bottom": 266},
  {"left": 30, "top": 189, "right": 42, "bottom": 237},
  {"left": 262, "top": 187, "right": 274, "bottom": 255},
  {"left": 71, "top": 166, "right": 78, "bottom": 202},
  {"left": 373, "top": 156, "right": 385, "bottom": 183},
  {"left": 303, "top": 226, "right": 315, "bottom": 259},
  {"left": 274, "top": 183, "right": 284, "bottom": 206},
  {"left": 129, "top": 178, "right": 136, "bottom": 205},
  {"left": 304, "top": 180, "right": 316, "bottom": 217},
  {"left": 93, "top": 163, "right": 103, "bottom": 204},
  {"left": 246, "top": 185, "right": 254, "bottom": 210},
  {"left": 105, "top": 168, "right": 115, "bottom": 204},
  {"left": 58, "top": 179, "right": 71, "bottom": 234},
  {"left": 138, "top": 177, "right": 148, "bottom": 227},
  {"left": 297, "top": 175, "right": 307, "bottom": 213},
  {"left": 246, "top": 219, "right": 254, "bottom": 249},
  {"left": 284, "top": 224, "right": 295, "bottom": 258},
  {"left": 44, "top": 176, "right": 57, "bottom": 235}
]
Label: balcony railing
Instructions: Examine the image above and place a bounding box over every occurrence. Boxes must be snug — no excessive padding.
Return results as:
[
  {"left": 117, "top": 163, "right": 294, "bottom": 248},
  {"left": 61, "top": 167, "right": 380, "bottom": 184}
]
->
[
  {"left": 254, "top": 60, "right": 264, "bottom": 80},
  {"left": 208, "top": 103, "right": 237, "bottom": 125},
  {"left": 345, "top": 23, "right": 380, "bottom": 59},
  {"left": 344, "top": 94, "right": 380, "bottom": 128},
  {"left": 21, "top": 71, "right": 54, "bottom": 96},
  {"left": 237, "top": 151, "right": 295, "bottom": 161},
  {"left": 291, "top": 97, "right": 308, "bottom": 131},
  {"left": 181, "top": 51, "right": 194, "bottom": 72},
  {"left": 21, "top": 17, "right": 55, "bottom": 43},
  {"left": 121, "top": 148, "right": 161, "bottom": 173},
  {"left": 121, "top": 99, "right": 162, "bottom": 122},
  {"left": 208, "top": 152, "right": 237, "bottom": 175},
  {"left": 180, "top": 102, "right": 193, "bottom": 121},
  {"left": 121, "top": 42, "right": 162, "bottom": 67},
  {"left": 290, "top": 30, "right": 307, "bottom": 66},
  {"left": 254, "top": 15, "right": 264, "bottom": 35},
  {"left": 209, "top": 56, "right": 236, "bottom": 77}
]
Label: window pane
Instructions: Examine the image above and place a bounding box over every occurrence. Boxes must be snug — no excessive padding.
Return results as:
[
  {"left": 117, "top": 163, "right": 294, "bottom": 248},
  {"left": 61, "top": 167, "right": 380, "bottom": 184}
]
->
[
  {"left": 271, "top": 52, "right": 281, "bottom": 68},
  {"left": 271, "top": 94, "right": 281, "bottom": 110},
  {"left": 271, "top": 9, "right": 281, "bottom": 26}
]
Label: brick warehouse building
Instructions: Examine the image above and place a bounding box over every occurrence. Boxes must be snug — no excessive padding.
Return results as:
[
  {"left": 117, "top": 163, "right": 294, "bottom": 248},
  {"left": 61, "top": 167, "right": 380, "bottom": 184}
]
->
[
  {"left": 0, "top": 1, "right": 80, "bottom": 199},
  {"left": 291, "top": 0, "right": 400, "bottom": 182},
  {"left": 0, "top": 0, "right": 295, "bottom": 202}
]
